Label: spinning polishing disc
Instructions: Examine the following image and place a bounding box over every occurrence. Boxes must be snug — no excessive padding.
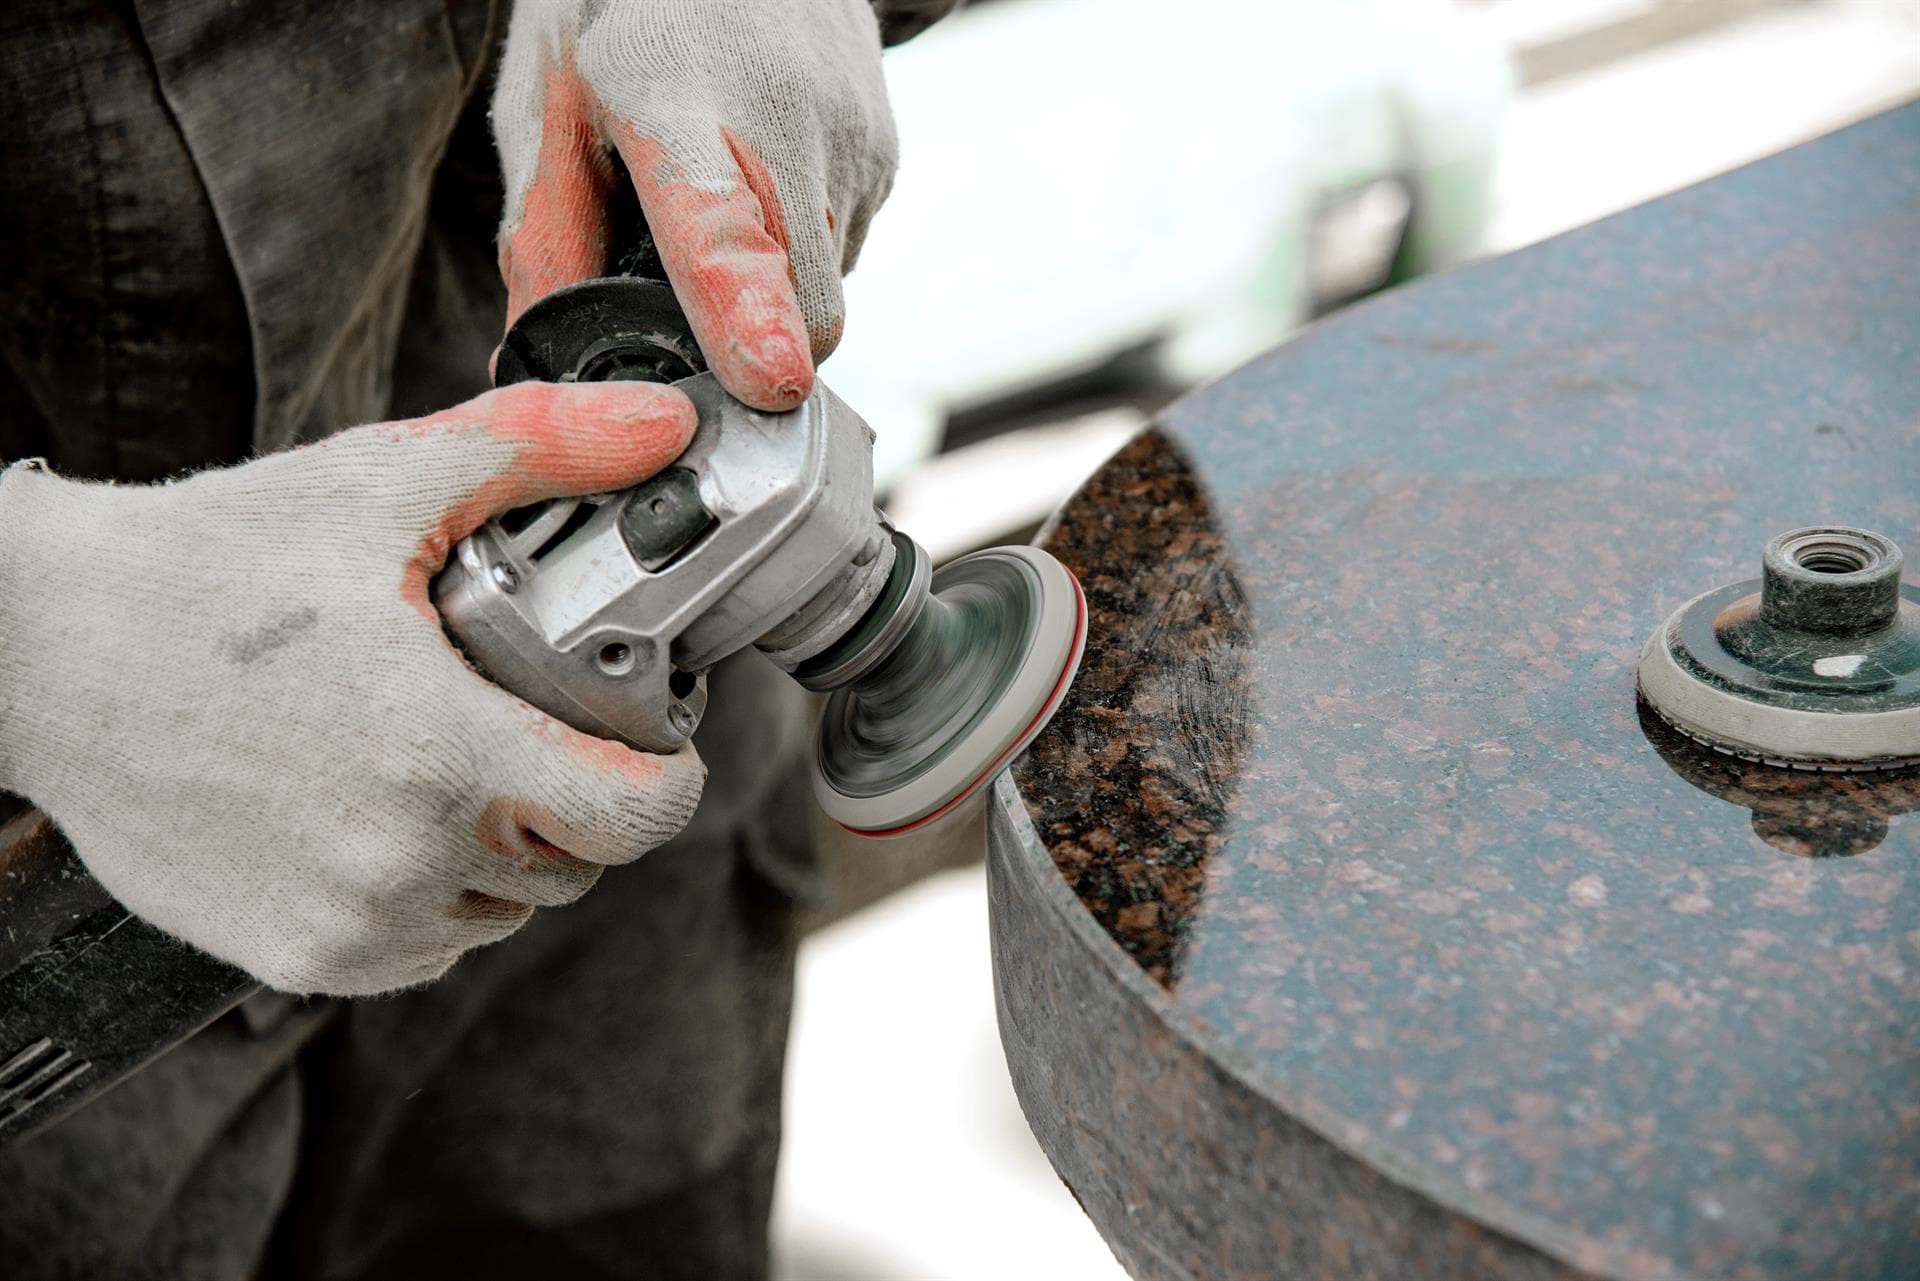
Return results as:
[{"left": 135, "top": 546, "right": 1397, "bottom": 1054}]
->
[{"left": 813, "top": 546, "right": 1087, "bottom": 836}]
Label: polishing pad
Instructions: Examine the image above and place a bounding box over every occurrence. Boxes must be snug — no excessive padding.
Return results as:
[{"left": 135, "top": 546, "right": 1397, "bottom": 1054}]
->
[
  {"left": 813, "top": 545, "right": 1087, "bottom": 835},
  {"left": 1637, "top": 526, "right": 1920, "bottom": 770}
]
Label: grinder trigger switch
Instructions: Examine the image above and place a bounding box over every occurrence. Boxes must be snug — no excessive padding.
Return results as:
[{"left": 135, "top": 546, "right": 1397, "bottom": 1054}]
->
[{"left": 619, "top": 469, "right": 714, "bottom": 571}]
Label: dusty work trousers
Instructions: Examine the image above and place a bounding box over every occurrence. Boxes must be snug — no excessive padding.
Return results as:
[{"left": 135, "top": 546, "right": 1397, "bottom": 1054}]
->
[{"left": 0, "top": 1, "right": 815, "bottom": 1276}]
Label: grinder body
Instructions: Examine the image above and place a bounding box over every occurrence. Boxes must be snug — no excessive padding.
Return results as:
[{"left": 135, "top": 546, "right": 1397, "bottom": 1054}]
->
[
  {"left": 436, "top": 346, "right": 900, "bottom": 753},
  {"left": 439, "top": 265, "right": 1085, "bottom": 842}
]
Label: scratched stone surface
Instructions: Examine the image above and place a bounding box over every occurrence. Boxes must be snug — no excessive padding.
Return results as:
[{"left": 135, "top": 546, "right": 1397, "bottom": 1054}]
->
[{"left": 992, "top": 105, "right": 1920, "bottom": 1281}]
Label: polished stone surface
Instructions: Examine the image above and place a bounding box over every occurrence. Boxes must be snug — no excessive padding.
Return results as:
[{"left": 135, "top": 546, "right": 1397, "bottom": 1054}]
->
[{"left": 992, "top": 105, "right": 1920, "bottom": 1281}]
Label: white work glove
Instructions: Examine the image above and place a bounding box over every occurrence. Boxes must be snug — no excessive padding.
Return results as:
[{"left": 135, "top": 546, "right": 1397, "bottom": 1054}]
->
[
  {"left": 492, "top": 0, "right": 898, "bottom": 410},
  {"left": 0, "top": 383, "right": 705, "bottom": 996}
]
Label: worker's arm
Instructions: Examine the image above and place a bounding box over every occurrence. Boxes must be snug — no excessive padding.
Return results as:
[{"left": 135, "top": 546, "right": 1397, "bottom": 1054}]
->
[
  {"left": 0, "top": 382, "right": 705, "bottom": 997},
  {"left": 491, "top": 0, "right": 901, "bottom": 412}
]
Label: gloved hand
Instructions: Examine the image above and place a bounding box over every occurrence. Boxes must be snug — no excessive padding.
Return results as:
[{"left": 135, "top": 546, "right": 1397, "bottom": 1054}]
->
[
  {"left": 492, "top": 0, "right": 898, "bottom": 410},
  {"left": 0, "top": 383, "right": 705, "bottom": 996}
]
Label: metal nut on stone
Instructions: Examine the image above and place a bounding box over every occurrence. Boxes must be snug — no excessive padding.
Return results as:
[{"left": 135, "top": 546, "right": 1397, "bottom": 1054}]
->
[{"left": 1637, "top": 525, "right": 1920, "bottom": 769}]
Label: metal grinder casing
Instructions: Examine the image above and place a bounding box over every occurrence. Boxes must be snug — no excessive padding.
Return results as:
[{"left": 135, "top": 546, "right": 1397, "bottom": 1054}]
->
[
  {"left": 432, "top": 270, "right": 1087, "bottom": 841},
  {"left": 434, "top": 369, "right": 897, "bottom": 755}
]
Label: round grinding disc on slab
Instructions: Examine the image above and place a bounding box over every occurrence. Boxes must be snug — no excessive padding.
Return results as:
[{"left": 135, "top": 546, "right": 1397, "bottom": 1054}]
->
[
  {"left": 1637, "top": 525, "right": 1920, "bottom": 769},
  {"left": 813, "top": 546, "right": 1086, "bottom": 836}
]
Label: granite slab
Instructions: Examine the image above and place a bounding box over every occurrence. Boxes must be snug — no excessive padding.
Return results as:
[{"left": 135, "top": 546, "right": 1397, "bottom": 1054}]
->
[{"left": 990, "top": 103, "right": 1920, "bottom": 1281}]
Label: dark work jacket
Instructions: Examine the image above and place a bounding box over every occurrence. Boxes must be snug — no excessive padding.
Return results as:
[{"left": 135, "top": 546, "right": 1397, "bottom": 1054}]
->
[
  {"left": 0, "top": 0, "right": 507, "bottom": 480},
  {"left": 0, "top": 0, "right": 954, "bottom": 483}
]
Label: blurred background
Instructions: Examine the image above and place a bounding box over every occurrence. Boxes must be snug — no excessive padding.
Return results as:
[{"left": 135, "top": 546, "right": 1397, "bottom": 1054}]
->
[{"left": 773, "top": 2, "right": 1920, "bottom": 1276}]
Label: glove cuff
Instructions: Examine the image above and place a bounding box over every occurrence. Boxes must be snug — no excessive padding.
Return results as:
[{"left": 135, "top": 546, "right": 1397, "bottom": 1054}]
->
[{"left": 0, "top": 461, "right": 115, "bottom": 796}]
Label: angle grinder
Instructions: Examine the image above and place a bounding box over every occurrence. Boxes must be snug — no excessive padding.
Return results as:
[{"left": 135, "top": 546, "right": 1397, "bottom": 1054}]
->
[
  {"left": 0, "top": 220, "right": 1086, "bottom": 1148},
  {"left": 438, "top": 250, "right": 1086, "bottom": 835}
]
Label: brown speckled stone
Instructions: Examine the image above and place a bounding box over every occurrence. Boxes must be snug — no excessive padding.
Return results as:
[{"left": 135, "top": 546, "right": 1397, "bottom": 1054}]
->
[{"left": 991, "top": 106, "right": 1920, "bottom": 1281}]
